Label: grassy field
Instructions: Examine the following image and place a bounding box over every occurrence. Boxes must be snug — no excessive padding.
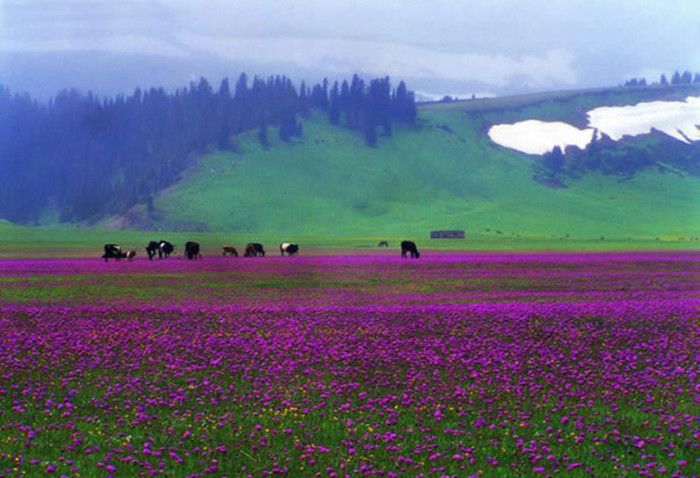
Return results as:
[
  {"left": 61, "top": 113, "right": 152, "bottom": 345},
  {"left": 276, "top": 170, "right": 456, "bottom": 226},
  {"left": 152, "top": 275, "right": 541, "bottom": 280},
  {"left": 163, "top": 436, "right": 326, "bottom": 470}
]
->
[{"left": 0, "top": 221, "right": 697, "bottom": 259}]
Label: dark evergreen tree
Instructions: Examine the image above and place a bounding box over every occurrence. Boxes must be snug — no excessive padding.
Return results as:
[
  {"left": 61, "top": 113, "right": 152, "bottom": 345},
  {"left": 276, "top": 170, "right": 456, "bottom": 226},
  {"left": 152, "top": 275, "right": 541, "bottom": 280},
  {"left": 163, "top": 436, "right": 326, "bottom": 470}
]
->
[
  {"left": 543, "top": 145, "right": 565, "bottom": 172},
  {"left": 328, "top": 81, "right": 341, "bottom": 125},
  {"left": 671, "top": 71, "right": 682, "bottom": 85},
  {"left": 310, "top": 80, "right": 328, "bottom": 110},
  {"left": 347, "top": 74, "right": 365, "bottom": 130},
  {"left": 258, "top": 119, "right": 269, "bottom": 148},
  {"left": 392, "top": 81, "right": 417, "bottom": 124},
  {"left": 278, "top": 114, "right": 297, "bottom": 142},
  {"left": 370, "top": 77, "right": 392, "bottom": 136},
  {"left": 298, "top": 81, "right": 310, "bottom": 117}
]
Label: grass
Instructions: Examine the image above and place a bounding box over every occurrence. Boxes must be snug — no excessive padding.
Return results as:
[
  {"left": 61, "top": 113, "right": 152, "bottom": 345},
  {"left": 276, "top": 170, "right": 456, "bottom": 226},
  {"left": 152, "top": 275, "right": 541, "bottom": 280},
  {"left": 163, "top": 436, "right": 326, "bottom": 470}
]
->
[{"left": 0, "top": 221, "right": 698, "bottom": 259}]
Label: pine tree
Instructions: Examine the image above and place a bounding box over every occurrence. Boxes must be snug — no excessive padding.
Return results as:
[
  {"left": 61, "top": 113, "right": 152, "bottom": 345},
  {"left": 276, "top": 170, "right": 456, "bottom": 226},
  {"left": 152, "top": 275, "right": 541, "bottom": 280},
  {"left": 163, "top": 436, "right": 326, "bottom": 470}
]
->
[
  {"left": 328, "top": 81, "right": 340, "bottom": 125},
  {"left": 671, "top": 71, "right": 682, "bottom": 85},
  {"left": 258, "top": 119, "right": 269, "bottom": 148}
]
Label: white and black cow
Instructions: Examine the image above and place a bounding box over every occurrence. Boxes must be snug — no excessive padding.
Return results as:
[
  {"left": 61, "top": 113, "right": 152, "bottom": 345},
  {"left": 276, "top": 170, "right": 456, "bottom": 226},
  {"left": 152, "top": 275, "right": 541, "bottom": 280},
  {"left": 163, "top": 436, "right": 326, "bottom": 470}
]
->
[
  {"left": 146, "top": 241, "right": 159, "bottom": 260},
  {"left": 400, "top": 240, "right": 420, "bottom": 259},
  {"left": 280, "top": 243, "right": 299, "bottom": 256},
  {"left": 126, "top": 250, "right": 137, "bottom": 261},
  {"left": 185, "top": 241, "right": 202, "bottom": 260},
  {"left": 102, "top": 244, "right": 127, "bottom": 262},
  {"left": 158, "top": 240, "right": 174, "bottom": 259}
]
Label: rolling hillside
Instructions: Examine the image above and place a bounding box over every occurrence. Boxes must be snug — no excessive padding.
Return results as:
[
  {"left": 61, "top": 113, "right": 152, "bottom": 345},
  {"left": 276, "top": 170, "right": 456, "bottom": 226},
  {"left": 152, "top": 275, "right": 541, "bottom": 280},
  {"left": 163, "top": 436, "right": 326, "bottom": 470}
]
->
[{"left": 115, "top": 85, "right": 700, "bottom": 241}]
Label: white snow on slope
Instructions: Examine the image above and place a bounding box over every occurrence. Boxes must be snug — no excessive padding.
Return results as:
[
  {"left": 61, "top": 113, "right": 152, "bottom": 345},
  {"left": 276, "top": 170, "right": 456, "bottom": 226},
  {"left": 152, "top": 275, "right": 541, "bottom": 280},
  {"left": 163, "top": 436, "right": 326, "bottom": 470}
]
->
[
  {"left": 488, "top": 96, "right": 700, "bottom": 155},
  {"left": 488, "top": 120, "right": 594, "bottom": 155},
  {"left": 588, "top": 96, "right": 700, "bottom": 143}
]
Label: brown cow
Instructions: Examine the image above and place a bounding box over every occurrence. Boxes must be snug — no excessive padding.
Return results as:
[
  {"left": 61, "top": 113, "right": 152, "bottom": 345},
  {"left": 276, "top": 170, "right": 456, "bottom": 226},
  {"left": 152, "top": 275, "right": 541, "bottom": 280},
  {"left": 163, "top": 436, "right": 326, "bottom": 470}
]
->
[
  {"left": 244, "top": 243, "right": 265, "bottom": 257},
  {"left": 222, "top": 245, "right": 238, "bottom": 257}
]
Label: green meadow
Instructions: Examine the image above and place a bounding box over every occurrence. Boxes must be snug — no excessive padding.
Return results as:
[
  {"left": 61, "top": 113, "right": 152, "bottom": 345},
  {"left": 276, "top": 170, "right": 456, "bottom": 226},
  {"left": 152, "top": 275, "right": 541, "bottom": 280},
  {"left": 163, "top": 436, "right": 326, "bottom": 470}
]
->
[{"left": 0, "top": 220, "right": 696, "bottom": 259}]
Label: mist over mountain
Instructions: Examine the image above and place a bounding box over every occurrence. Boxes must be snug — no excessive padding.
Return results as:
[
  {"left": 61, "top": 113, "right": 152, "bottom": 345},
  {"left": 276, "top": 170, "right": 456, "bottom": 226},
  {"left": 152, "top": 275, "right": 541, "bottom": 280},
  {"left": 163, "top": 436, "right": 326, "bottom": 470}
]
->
[
  {"left": 3, "top": 0, "right": 699, "bottom": 103},
  {"left": 0, "top": 49, "right": 662, "bottom": 104}
]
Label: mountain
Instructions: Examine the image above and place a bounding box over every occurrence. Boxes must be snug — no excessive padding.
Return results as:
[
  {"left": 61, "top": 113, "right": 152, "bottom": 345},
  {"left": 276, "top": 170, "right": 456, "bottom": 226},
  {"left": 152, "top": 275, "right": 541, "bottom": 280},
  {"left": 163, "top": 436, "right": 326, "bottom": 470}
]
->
[
  {"left": 113, "top": 85, "right": 700, "bottom": 240},
  {"left": 2, "top": 80, "right": 700, "bottom": 241}
]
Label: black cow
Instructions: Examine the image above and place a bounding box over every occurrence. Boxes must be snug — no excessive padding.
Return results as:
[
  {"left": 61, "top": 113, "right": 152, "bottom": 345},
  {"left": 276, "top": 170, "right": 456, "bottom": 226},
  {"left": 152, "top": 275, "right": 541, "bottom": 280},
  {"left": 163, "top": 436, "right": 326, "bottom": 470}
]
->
[
  {"left": 102, "top": 244, "right": 127, "bottom": 262},
  {"left": 244, "top": 243, "right": 265, "bottom": 257},
  {"left": 146, "top": 241, "right": 159, "bottom": 260},
  {"left": 280, "top": 243, "right": 299, "bottom": 256},
  {"left": 400, "top": 240, "right": 420, "bottom": 259},
  {"left": 378, "top": 241, "right": 389, "bottom": 247},
  {"left": 158, "top": 240, "right": 174, "bottom": 259},
  {"left": 185, "top": 241, "right": 202, "bottom": 260},
  {"left": 222, "top": 245, "right": 238, "bottom": 257}
]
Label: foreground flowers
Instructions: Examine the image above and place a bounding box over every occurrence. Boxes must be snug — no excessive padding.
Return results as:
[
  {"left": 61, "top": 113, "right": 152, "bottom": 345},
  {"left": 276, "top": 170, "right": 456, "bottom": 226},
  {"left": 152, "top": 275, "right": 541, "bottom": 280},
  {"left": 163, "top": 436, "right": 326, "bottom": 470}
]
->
[{"left": 0, "top": 252, "right": 697, "bottom": 476}]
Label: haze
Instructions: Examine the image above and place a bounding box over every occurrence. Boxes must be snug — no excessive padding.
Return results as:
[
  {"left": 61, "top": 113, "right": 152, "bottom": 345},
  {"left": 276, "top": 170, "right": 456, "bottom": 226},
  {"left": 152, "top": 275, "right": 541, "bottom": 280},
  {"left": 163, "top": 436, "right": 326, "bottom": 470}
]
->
[{"left": 1, "top": 0, "right": 699, "bottom": 100}]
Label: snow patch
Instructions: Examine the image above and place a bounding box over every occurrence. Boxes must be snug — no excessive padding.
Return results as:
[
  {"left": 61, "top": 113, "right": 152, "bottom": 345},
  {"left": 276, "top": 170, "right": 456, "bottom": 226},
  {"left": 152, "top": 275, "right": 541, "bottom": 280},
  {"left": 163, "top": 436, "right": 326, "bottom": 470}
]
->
[
  {"left": 488, "top": 120, "right": 594, "bottom": 155},
  {"left": 588, "top": 97, "right": 700, "bottom": 143},
  {"left": 488, "top": 96, "right": 700, "bottom": 155}
]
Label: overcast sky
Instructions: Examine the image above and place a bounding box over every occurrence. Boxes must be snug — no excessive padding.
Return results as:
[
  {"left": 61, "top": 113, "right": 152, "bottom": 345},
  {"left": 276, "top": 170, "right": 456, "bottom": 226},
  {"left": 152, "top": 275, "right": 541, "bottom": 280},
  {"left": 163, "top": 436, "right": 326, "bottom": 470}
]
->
[{"left": 1, "top": 0, "right": 699, "bottom": 99}]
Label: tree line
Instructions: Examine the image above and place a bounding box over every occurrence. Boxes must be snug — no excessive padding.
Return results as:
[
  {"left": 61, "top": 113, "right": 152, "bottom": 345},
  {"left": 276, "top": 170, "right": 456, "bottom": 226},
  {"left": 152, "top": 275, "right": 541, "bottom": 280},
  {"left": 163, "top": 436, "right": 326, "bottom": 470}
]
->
[
  {"left": 624, "top": 70, "right": 700, "bottom": 87},
  {"left": 0, "top": 74, "right": 416, "bottom": 224},
  {"left": 535, "top": 130, "right": 700, "bottom": 187}
]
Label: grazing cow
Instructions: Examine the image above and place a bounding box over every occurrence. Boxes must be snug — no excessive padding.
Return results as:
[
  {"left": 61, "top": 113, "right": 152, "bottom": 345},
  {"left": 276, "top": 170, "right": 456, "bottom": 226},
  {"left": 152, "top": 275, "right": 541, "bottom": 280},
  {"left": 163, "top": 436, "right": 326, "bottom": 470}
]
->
[
  {"left": 184, "top": 241, "right": 202, "bottom": 260},
  {"left": 378, "top": 241, "right": 389, "bottom": 247},
  {"left": 126, "top": 250, "right": 137, "bottom": 261},
  {"left": 244, "top": 242, "right": 265, "bottom": 257},
  {"left": 158, "top": 240, "right": 174, "bottom": 259},
  {"left": 280, "top": 243, "right": 299, "bottom": 256},
  {"left": 146, "top": 241, "right": 159, "bottom": 260},
  {"left": 102, "top": 244, "right": 127, "bottom": 262},
  {"left": 400, "top": 240, "right": 420, "bottom": 259},
  {"left": 222, "top": 245, "right": 238, "bottom": 257}
]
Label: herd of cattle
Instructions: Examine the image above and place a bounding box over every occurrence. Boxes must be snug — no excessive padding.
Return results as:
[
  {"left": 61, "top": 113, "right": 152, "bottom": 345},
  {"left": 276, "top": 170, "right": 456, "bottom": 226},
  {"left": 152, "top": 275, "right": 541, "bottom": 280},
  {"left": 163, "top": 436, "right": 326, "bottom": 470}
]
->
[{"left": 101, "top": 240, "right": 419, "bottom": 261}]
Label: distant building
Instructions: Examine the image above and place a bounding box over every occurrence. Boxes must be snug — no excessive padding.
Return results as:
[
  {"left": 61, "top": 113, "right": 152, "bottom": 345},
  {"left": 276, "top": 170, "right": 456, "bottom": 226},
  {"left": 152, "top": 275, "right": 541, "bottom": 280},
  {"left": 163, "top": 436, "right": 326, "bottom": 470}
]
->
[{"left": 430, "top": 230, "right": 465, "bottom": 239}]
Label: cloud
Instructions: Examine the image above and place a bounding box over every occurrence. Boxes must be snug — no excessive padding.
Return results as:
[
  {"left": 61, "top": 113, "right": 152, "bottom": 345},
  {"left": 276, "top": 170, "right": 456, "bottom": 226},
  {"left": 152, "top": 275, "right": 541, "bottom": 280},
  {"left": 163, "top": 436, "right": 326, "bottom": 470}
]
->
[
  {"left": 178, "top": 33, "right": 577, "bottom": 87},
  {"left": 0, "top": 35, "right": 189, "bottom": 58},
  {"left": 2, "top": 0, "right": 697, "bottom": 96}
]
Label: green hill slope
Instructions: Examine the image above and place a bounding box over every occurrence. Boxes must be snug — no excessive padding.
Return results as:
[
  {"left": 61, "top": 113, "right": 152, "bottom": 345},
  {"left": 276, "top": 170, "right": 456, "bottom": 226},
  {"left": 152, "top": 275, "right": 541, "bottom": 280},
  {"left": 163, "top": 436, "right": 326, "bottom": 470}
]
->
[{"left": 133, "top": 88, "right": 699, "bottom": 241}]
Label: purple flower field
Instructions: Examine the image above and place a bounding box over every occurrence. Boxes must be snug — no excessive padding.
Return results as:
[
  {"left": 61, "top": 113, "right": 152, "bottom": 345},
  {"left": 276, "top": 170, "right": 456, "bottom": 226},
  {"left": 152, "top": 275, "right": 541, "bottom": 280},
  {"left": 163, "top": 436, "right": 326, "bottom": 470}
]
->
[{"left": 0, "top": 252, "right": 697, "bottom": 477}]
